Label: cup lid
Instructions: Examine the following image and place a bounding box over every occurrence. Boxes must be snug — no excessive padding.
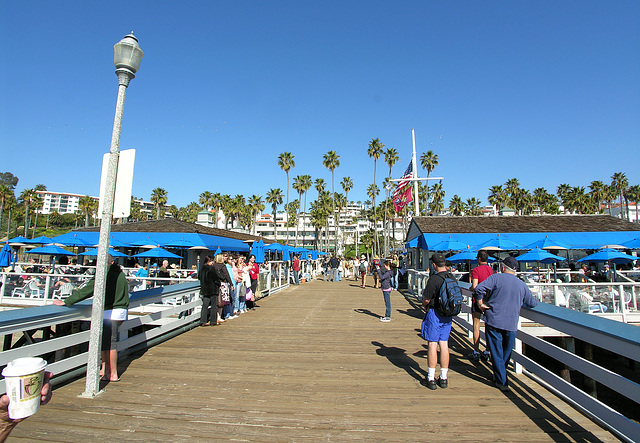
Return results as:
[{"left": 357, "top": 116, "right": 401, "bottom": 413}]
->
[{"left": 1, "top": 357, "right": 46, "bottom": 377}]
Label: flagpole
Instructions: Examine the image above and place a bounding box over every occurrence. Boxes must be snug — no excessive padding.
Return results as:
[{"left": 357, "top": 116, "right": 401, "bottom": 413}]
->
[{"left": 412, "top": 129, "right": 419, "bottom": 215}]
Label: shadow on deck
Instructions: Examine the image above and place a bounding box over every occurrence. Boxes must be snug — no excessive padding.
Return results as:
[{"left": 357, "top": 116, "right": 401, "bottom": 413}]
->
[{"left": 11, "top": 279, "right": 617, "bottom": 441}]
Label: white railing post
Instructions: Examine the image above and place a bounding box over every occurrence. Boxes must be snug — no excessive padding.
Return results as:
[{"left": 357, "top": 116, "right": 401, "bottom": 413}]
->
[{"left": 515, "top": 317, "right": 523, "bottom": 374}]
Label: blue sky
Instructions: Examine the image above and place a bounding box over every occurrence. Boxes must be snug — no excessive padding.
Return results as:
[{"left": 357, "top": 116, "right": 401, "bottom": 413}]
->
[{"left": 1, "top": 1, "right": 638, "bottom": 210}]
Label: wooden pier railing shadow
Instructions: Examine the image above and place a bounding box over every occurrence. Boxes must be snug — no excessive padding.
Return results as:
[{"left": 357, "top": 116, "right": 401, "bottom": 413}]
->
[{"left": 11, "top": 279, "right": 617, "bottom": 441}]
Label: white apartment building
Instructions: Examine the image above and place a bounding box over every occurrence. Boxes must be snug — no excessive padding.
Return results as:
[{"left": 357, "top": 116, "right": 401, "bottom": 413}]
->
[
  {"left": 35, "top": 190, "right": 171, "bottom": 219},
  {"left": 36, "top": 191, "right": 98, "bottom": 215}
]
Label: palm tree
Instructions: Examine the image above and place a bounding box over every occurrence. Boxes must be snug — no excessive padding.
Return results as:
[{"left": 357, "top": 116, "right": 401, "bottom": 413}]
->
[
  {"left": 566, "top": 186, "right": 589, "bottom": 214},
  {"left": 300, "top": 175, "right": 313, "bottom": 247},
  {"left": 79, "top": 195, "right": 96, "bottom": 227},
  {"left": 292, "top": 176, "right": 306, "bottom": 246},
  {"left": 466, "top": 197, "right": 482, "bottom": 216},
  {"left": 30, "top": 194, "right": 43, "bottom": 237},
  {"left": 0, "top": 184, "right": 13, "bottom": 233},
  {"left": 504, "top": 178, "right": 520, "bottom": 209},
  {"left": 449, "top": 195, "right": 465, "bottom": 216},
  {"left": 557, "top": 183, "right": 572, "bottom": 214},
  {"left": 611, "top": 172, "right": 628, "bottom": 220},
  {"left": 430, "top": 182, "right": 445, "bottom": 215},
  {"left": 341, "top": 176, "right": 353, "bottom": 206},
  {"left": 419, "top": 150, "right": 438, "bottom": 212},
  {"left": 265, "top": 188, "right": 283, "bottom": 243},
  {"left": 488, "top": 185, "right": 506, "bottom": 213},
  {"left": 366, "top": 183, "right": 380, "bottom": 246},
  {"left": 19, "top": 188, "right": 36, "bottom": 237},
  {"left": 367, "top": 138, "right": 384, "bottom": 256},
  {"left": 626, "top": 185, "right": 640, "bottom": 221},
  {"left": 322, "top": 150, "right": 340, "bottom": 251},
  {"left": 199, "top": 191, "right": 213, "bottom": 211},
  {"left": 383, "top": 148, "right": 399, "bottom": 254},
  {"left": 4, "top": 196, "right": 17, "bottom": 238},
  {"left": 277, "top": 152, "right": 295, "bottom": 244},
  {"left": 150, "top": 188, "right": 168, "bottom": 220},
  {"left": 588, "top": 181, "right": 606, "bottom": 214},
  {"left": 247, "top": 194, "right": 265, "bottom": 236},
  {"left": 228, "top": 195, "right": 245, "bottom": 229}
]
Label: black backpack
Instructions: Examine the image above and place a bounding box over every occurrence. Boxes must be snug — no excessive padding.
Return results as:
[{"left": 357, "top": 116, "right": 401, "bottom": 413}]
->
[{"left": 436, "top": 273, "right": 463, "bottom": 317}]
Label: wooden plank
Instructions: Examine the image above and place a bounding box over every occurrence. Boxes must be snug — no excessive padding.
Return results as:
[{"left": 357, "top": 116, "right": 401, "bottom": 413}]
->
[{"left": 10, "top": 280, "right": 617, "bottom": 441}]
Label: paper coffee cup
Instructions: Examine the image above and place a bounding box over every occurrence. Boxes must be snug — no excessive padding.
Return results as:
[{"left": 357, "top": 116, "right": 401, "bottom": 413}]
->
[{"left": 2, "top": 357, "right": 47, "bottom": 419}]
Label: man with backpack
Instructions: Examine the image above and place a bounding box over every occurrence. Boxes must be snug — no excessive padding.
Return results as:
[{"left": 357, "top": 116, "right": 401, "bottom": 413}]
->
[{"left": 420, "top": 253, "right": 462, "bottom": 390}]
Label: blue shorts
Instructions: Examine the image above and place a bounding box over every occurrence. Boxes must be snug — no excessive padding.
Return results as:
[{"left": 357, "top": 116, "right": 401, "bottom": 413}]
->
[{"left": 422, "top": 308, "right": 453, "bottom": 342}]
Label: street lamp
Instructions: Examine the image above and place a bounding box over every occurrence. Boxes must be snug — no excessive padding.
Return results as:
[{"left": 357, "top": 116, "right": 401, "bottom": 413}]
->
[{"left": 82, "top": 33, "right": 143, "bottom": 398}]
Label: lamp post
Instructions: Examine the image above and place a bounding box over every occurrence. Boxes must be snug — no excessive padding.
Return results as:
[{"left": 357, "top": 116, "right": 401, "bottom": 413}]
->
[{"left": 81, "top": 33, "right": 143, "bottom": 398}]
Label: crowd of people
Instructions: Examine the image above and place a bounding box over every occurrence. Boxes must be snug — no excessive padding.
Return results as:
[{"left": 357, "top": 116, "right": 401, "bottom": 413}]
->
[{"left": 198, "top": 252, "right": 260, "bottom": 326}]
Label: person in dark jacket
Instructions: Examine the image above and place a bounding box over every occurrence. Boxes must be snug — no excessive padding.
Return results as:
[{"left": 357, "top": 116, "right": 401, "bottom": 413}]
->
[
  {"left": 198, "top": 255, "right": 216, "bottom": 326},
  {"left": 54, "top": 261, "right": 129, "bottom": 382},
  {"left": 378, "top": 261, "right": 394, "bottom": 322}
]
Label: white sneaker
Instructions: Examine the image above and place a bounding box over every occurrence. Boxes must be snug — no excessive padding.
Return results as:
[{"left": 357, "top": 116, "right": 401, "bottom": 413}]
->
[{"left": 380, "top": 317, "right": 391, "bottom": 322}]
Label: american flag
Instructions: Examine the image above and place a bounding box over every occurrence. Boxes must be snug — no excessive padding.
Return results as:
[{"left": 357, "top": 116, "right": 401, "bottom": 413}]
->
[
  {"left": 392, "top": 161, "right": 413, "bottom": 212},
  {"left": 394, "top": 161, "right": 413, "bottom": 193}
]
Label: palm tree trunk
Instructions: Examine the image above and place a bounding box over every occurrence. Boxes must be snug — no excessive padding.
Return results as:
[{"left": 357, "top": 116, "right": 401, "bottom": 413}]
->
[
  {"left": 23, "top": 204, "right": 30, "bottom": 237},
  {"left": 6, "top": 209, "right": 11, "bottom": 238},
  {"left": 32, "top": 212, "right": 39, "bottom": 237}
]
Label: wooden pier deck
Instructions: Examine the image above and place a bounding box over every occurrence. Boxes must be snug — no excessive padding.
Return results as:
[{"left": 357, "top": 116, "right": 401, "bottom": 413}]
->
[{"left": 10, "top": 279, "right": 617, "bottom": 441}]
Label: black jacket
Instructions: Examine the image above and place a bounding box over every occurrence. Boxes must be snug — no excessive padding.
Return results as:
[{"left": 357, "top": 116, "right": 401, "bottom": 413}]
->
[{"left": 199, "top": 264, "right": 216, "bottom": 296}]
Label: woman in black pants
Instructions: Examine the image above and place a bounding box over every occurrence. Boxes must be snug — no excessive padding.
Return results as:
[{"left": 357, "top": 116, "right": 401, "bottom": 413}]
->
[{"left": 198, "top": 256, "right": 216, "bottom": 326}]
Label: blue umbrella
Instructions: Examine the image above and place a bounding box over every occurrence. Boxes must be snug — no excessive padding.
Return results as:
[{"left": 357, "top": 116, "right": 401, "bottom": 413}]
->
[
  {"left": 525, "top": 236, "right": 570, "bottom": 251},
  {"left": 0, "top": 243, "right": 11, "bottom": 267},
  {"left": 516, "top": 249, "right": 565, "bottom": 264},
  {"left": 578, "top": 248, "right": 638, "bottom": 283},
  {"left": 447, "top": 250, "right": 496, "bottom": 264},
  {"left": 298, "top": 249, "right": 309, "bottom": 260},
  {"left": 7, "top": 235, "right": 30, "bottom": 245},
  {"left": 107, "top": 238, "right": 131, "bottom": 248},
  {"left": 430, "top": 237, "right": 469, "bottom": 252},
  {"left": 80, "top": 247, "right": 129, "bottom": 258},
  {"left": 265, "top": 243, "right": 285, "bottom": 252},
  {"left": 577, "top": 248, "right": 638, "bottom": 265},
  {"left": 214, "top": 247, "right": 222, "bottom": 257},
  {"left": 311, "top": 250, "right": 319, "bottom": 260},
  {"left": 128, "top": 236, "right": 161, "bottom": 248},
  {"left": 621, "top": 237, "right": 640, "bottom": 250},
  {"left": 477, "top": 235, "right": 524, "bottom": 251},
  {"left": 60, "top": 237, "right": 94, "bottom": 247},
  {"left": 162, "top": 238, "right": 195, "bottom": 248},
  {"left": 282, "top": 248, "right": 291, "bottom": 261},
  {"left": 133, "top": 247, "right": 182, "bottom": 259},
  {"left": 24, "top": 236, "right": 54, "bottom": 245},
  {"left": 26, "top": 244, "right": 76, "bottom": 256},
  {"left": 251, "top": 240, "right": 265, "bottom": 264}
]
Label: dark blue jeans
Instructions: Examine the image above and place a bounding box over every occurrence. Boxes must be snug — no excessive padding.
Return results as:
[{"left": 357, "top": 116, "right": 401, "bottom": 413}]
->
[
  {"left": 485, "top": 324, "right": 517, "bottom": 387},
  {"left": 382, "top": 289, "right": 391, "bottom": 318}
]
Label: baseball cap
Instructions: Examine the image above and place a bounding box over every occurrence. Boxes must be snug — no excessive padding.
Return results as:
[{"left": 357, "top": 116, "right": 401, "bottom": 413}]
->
[
  {"left": 431, "top": 253, "right": 446, "bottom": 266},
  {"left": 503, "top": 256, "right": 518, "bottom": 270}
]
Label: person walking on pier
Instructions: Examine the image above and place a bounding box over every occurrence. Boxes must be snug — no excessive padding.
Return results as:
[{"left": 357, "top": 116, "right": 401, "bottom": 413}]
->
[
  {"left": 474, "top": 256, "right": 538, "bottom": 392},
  {"left": 359, "top": 255, "right": 368, "bottom": 288},
  {"left": 469, "top": 250, "right": 493, "bottom": 362},
  {"left": 378, "top": 260, "right": 394, "bottom": 322},
  {"left": 421, "top": 253, "right": 454, "bottom": 390}
]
